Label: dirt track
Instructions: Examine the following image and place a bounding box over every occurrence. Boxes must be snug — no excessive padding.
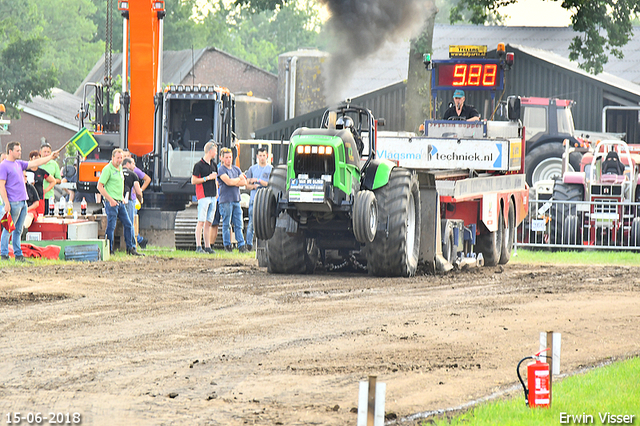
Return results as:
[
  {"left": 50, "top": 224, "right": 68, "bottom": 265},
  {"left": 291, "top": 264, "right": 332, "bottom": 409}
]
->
[{"left": 1, "top": 257, "right": 639, "bottom": 425}]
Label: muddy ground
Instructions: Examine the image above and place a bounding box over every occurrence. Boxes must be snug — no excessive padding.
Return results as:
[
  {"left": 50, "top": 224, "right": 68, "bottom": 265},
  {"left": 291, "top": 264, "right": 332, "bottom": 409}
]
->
[{"left": 0, "top": 257, "right": 639, "bottom": 426}]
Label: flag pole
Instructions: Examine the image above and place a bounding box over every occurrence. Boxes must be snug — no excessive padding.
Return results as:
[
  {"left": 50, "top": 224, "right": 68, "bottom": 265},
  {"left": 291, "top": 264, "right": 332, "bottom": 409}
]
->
[{"left": 54, "top": 138, "right": 74, "bottom": 155}]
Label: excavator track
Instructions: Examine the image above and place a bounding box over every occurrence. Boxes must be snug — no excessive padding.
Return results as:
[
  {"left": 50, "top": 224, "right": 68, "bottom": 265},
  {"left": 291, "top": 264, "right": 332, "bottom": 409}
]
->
[{"left": 174, "top": 205, "right": 199, "bottom": 251}]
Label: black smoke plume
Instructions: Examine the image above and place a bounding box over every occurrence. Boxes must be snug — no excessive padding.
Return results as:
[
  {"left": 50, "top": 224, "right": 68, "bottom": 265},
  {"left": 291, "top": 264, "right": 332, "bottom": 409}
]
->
[{"left": 319, "top": 0, "right": 434, "bottom": 104}]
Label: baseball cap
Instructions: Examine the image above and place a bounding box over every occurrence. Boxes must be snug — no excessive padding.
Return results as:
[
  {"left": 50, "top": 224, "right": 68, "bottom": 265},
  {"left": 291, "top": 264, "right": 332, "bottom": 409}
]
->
[{"left": 453, "top": 89, "right": 465, "bottom": 98}]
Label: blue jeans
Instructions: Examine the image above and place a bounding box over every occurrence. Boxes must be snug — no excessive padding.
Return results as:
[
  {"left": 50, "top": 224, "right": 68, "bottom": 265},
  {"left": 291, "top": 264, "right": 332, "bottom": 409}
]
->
[
  {"left": 1, "top": 201, "right": 28, "bottom": 257},
  {"left": 246, "top": 201, "right": 255, "bottom": 247},
  {"left": 105, "top": 202, "right": 134, "bottom": 252},
  {"left": 125, "top": 201, "right": 143, "bottom": 245},
  {"left": 219, "top": 201, "right": 245, "bottom": 248}
]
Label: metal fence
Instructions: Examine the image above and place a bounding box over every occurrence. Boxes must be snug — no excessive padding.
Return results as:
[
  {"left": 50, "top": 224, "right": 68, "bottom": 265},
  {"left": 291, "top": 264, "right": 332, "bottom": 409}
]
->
[{"left": 516, "top": 198, "right": 640, "bottom": 250}]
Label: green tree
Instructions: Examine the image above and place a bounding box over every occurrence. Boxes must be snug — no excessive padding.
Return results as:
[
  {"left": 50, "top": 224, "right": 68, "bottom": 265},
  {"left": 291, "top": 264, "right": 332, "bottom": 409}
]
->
[
  {"left": 450, "top": 0, "right": 640, "bottom": 74},
  {"left": 0, "top": 1, "right": 57, "bottom": 114},
  {"left": 163, "top": 0, "right": 209, "bottom": 51},
  {"left": 201, "top": 0, "right": 321, "bottom": 73},
  {"left": 40, "top": 0, "right": 103, "bottom": 92}
]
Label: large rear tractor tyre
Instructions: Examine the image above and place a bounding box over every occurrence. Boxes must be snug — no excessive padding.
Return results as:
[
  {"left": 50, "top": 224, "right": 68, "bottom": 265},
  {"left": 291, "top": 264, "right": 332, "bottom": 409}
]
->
[
  {"left": 253, "top": 187, "right": 277, "bottom": 241},
  {"left": 476, "top": 208, "right": 504, "bottom": 267},
  {"left": 366, "top": 169, "right": 421, "bottom": 277},
  {"left": 549, "top": 182, "right": 584, "bottom": 244},
  {"left": 526, "top": 142, "right": 582, "bottom": 186},
  {"left": 353, "top": 190, "right": 378, "bottom": 243},
  {"left": 499, "top": 200, "right": 516, "bottom": 265}
]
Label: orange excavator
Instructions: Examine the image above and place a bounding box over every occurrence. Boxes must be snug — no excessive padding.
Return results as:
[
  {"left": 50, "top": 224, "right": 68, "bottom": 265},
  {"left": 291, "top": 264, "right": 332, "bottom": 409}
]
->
[{"left": 76, "top": 0, "right": 235, "bottom": 247}]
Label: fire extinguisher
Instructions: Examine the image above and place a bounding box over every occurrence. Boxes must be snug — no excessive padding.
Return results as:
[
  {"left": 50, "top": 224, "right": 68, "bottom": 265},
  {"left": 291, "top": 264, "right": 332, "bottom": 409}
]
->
[{"left": 517, "top": 348, "right": 551, "bottom": 408}]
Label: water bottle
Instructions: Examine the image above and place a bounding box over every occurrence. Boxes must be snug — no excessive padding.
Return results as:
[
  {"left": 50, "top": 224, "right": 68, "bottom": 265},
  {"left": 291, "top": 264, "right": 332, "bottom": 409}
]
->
[
  {"left": 67, "top": 199, "right": 74, "bottom": 216},
  {"left": 81, "top": 198, "right": 87, "bottom": 215},
  {"left": 58, "top": 197, "right": 65, "bottom": 216},
  {"left": 48, "top": 196, "right": 55, "bottom": 216}
]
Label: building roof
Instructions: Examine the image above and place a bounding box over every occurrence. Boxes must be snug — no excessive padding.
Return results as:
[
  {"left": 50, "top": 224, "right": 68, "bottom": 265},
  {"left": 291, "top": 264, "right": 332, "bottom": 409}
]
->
[
  {"left": 341, "top": 24, "right": 640, "bottom": 99},
  {"left": 75, "top": 47, "right": 276, "bottom": 97},
  {"left": 511, "top": 44, "right": 640, "bottom": 98},
  {"left": 19, "top": 88, "right": 82, "bottom": 131}
]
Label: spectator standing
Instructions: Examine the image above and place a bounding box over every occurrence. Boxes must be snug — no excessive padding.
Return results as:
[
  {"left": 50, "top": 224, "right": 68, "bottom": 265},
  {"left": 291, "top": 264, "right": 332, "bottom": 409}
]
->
[
  {"left": 96, "top": 149, "right": 142, "bottom": 256},
  {"left": 122, "top": 150, "right": 151, "bottom": 192},
  {"left": 0, "top": 152, "right": 6, "bottom": 219},
  {"left": 0, "top": 141, "right": 58, "bottom": 261},
  {"left": 191, "top": 142, "right": 218, "bottom": 253},
  {"left": 23, "top": 171, "right": 40, "bottom": 230},
  {"left": 245, "top": 147, "right": 272, "bottom": 251},
  {"left": 123, "top": 150, "right": 150, "bottom": 248},
  {"left": 39, "top": 142, "right": 61, "bottom": 214},
  {"left": 122, "top": 158, "right": 146, "bottom": 249},
  {"left": 25, "top": 150, "right": 55, "bottom": 217},
  {"left": 61, "top": 164, "right": 76, "bottom": 202},
  {"left": 217, "top": 147, "right": 248, "bottom": 252}
]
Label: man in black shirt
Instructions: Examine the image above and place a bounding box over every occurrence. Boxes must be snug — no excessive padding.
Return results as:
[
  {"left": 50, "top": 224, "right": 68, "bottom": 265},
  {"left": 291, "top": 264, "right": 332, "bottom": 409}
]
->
[
  {"left": 123, "top": 158, "right": 144, "bottom": 250},
  {"left": 26, "top": 150, "right": 55, "bottom": 217},
  {"left": 443, "top": 89, "right": 480, "bottom": 121},
  {"left": 191, "top": 141, "right": 218, "bottom": 254},
  {"left": 23, "top": 171, "right": 40, "bottom": 230}
]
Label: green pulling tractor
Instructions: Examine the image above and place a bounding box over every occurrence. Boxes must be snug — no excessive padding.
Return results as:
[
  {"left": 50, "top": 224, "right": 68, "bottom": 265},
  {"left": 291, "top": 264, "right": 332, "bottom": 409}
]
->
[{"left": 253, "top": 105, "right": 421, "bottom": 276}]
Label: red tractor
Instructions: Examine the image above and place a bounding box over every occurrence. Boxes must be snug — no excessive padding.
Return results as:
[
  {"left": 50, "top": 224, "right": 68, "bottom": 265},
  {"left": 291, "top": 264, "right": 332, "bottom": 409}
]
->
[
  {"left": 550, "top": 140, "right": 640, "bottom": 246},
  {"left": 522, "top": 97, "right": 587, "bottom": 186}
]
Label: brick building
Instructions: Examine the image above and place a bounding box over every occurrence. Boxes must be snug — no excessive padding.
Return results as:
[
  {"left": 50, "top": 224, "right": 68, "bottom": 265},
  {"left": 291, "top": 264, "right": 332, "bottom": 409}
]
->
[
  {"left": 2, "top": 88, "right": 79, "bottom": 156},
  {"left": 75, "top": 47, "right": 277, "bottom": 102}
]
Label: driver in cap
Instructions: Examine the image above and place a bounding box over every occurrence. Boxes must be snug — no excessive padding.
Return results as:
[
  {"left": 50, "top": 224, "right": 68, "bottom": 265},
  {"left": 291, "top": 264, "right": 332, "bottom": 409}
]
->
[{"left": 443, "top": 89, "right": 480, "bottom": 121}]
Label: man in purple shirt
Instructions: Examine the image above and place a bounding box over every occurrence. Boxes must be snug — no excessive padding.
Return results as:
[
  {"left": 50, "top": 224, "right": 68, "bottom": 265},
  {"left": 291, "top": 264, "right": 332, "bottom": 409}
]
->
[{"left": 0, "top": 141, "right": 59, "bottom": 261}]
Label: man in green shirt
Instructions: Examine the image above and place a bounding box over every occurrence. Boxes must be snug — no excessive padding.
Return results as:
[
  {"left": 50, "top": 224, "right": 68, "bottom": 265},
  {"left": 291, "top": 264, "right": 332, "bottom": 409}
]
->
[
  {"left": 97, "top": 148, "right": 142, "bottom": 256},
  {"left": 39, "top": 143, "right": 61, "bottom": 213}
]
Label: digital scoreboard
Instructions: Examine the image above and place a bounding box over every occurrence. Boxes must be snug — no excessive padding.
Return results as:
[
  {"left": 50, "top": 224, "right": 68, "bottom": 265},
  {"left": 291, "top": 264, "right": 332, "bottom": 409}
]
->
[{"left": 433, "top": 59, "right": 504, "bottom": 91}]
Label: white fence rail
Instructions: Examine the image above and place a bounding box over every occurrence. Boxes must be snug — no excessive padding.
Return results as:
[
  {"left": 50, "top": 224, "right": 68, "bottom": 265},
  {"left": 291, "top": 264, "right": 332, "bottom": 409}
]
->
[{"left": 516, "top": 198, "right": 640, "bottom": 250}]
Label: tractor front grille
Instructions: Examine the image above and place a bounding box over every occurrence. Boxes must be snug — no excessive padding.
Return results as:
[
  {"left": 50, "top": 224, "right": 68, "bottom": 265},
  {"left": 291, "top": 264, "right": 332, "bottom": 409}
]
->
[
  {"left": 294, "top": 151, "right": 336, "bottom": 179},
  {"left": 591, "top": 185, "right": 622, "bottom": 196}
]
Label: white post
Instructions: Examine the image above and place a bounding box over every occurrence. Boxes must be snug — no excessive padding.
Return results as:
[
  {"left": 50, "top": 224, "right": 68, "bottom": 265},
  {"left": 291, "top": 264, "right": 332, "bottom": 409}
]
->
[{"left": 357, "top": 377, "right": 386, "bottom": 426}]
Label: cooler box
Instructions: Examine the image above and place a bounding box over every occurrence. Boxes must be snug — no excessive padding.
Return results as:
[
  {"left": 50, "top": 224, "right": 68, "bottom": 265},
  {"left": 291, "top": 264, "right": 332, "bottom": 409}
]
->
[
  {"left": 28, "top": 221, "right": 68, "bottom": 240},
  {"left": 29, "top": 218, "right": 97, "bottom": 240},
  {"left": 68, "top": 221, "right": 99, "bottom": 240}
]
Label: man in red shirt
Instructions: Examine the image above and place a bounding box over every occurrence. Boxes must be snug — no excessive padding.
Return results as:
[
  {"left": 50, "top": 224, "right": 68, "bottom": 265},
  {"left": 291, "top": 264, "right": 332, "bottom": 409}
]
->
[{"left": 191, "top": 142, "right": 218, "bottom": 253}]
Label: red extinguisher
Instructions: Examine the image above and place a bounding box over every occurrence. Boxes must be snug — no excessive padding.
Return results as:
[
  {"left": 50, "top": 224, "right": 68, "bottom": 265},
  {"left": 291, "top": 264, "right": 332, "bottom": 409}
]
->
[{"left": 517, "top": 349, "right": 551, "bottom": 408}]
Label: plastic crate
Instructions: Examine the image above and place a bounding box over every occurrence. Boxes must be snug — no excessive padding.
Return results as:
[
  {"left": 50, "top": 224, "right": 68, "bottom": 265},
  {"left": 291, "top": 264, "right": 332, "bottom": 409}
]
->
[{"left": 64, "top": 244, "right": 100, "bottom": 262}]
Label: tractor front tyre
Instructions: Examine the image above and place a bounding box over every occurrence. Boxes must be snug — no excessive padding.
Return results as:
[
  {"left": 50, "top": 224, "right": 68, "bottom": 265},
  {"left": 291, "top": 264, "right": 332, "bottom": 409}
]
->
[
  {"left": 366, "top": 168, "right": 421, "bottom": 277},
  {"left": 353, "top": 190, "right": 378, "bottom": 243},
  {"left": 476, "top": 208, "right": 504, "bottom": 267},
  {"left": 630, "top": 217, "right": 640, "bottom": 247},
  {"left": 563, "top": 214, "right": 581, "bottom": 245},
  {"left": 499, "top": 200, "right": 516, "bottom": 265},
  {"left": 253, "top": 187, "right": 277, "bottom": 241},
  {"left": 266, "top": 214, "right": 317, "bottom": 274},
  {"left": 549, "top": 182, "right": 584, "bottom": 245},
  {"left": 442, "top": 224, "right": 455, "bottom": 264}
]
